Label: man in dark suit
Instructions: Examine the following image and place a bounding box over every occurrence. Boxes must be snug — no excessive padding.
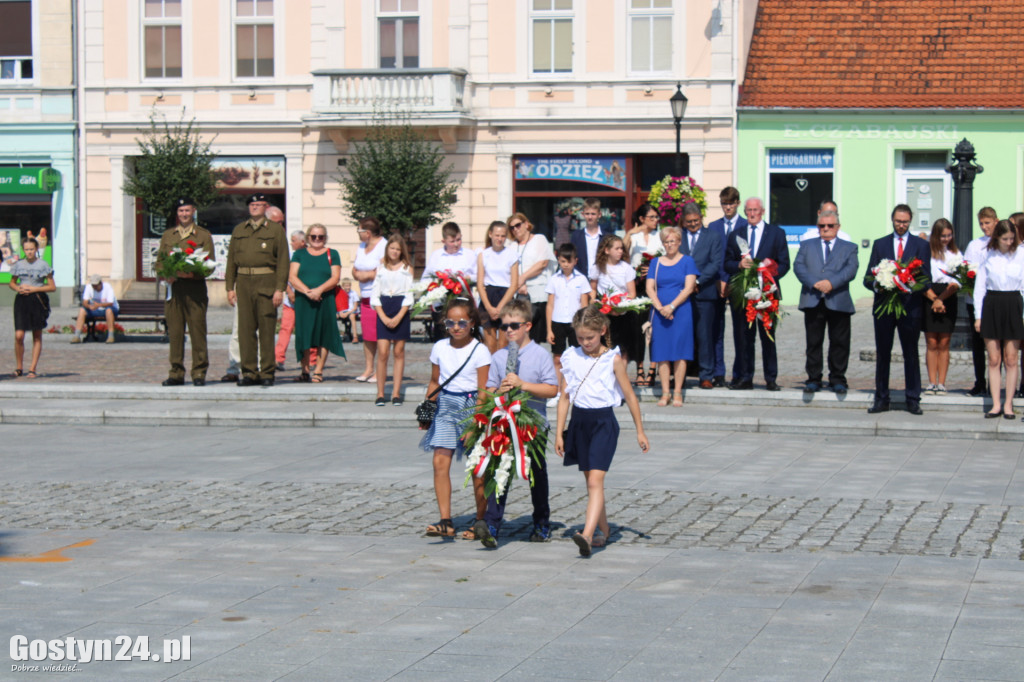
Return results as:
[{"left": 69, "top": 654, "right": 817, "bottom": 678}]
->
[
  {"left": 724, "top": 197, "right": 791, "bottom": 391},
  {"left": 793, "top": 210, "right": 858, "bottom": 395},
  {"left": 569, "top": 198, "right": 615, "bottom": 278},
  {"left": 680, "top": 203, "right": 724, "bottom": 389},
  {"left": 862, "top": 204, "right": 930, "bottom": 415},
  {"left": 706, "top": 186, "right": 747, "bottom": 386}
]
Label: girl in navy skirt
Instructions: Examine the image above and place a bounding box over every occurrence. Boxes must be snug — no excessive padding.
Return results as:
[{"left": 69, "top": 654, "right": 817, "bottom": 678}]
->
[
  {"left": 422, "top": 297, "right": 493, "bottom": 538},
  {"left": 477, "top": 220, "right": 520, "bottom": 353},
  {"left": 371, "top": 234, "right": 414, "bottom": 406},
  {"left": 555, "top": 307, "right": 649, "bottom": 557}
]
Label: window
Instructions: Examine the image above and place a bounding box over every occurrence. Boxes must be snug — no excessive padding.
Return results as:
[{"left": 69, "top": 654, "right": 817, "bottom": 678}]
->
[
  {"left": 143, "top": 0, "right": 182, "bottom": 79},
  {"left": 378, "top": 0, "right": 418, "bottom": 68},
  {"left": 531, "top": 0, "right": 572, "bottom": 74},
  {"left": 0, "top": 1, "right": 32, "bottom": 82},
  {"left": 629, "top": 0, "right": 672, "bottom": 73},
  {"left": 766, "top": 148, "right": 835, "bottom": 241},
  {"left": 235, "top": 0, "right": 273, "bottom": 78}
]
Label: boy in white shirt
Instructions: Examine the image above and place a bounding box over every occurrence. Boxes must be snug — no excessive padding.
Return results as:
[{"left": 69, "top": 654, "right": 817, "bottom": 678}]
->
[{"left": 545, "top": 243, "right": 591, "bottom": 370}]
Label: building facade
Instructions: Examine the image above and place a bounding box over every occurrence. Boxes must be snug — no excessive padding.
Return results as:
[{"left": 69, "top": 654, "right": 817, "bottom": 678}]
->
[{"left": 80, "top": 0, "right": 754, "bottom": 298}]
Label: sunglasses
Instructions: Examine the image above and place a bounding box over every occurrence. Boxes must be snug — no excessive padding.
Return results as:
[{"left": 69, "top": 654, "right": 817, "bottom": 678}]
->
[
  {"left": 309, "top": 234, "right": 326, "bottom": 242},
  {"left": 509, "top": 222, "right": 524, "bottom": 230},
  {"left": 444, "top": 319, "right": 470, "bottom": 330},
  {"left": 498, "top": 322, "right": 526, "bottom": 331}
]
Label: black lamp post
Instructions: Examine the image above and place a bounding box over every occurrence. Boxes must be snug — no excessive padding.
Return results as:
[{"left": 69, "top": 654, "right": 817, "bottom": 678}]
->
[
  {"left": 670, "top": 83, "right": 688, "bottom": 177},
  {"left": 946, "top": 138, "right": 984, "bottom": 350}
]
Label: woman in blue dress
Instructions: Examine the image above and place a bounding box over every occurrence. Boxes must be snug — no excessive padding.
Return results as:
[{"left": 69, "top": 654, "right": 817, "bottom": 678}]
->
[{"left": 646, "top": 225, "right": 698, "bottom": 407}]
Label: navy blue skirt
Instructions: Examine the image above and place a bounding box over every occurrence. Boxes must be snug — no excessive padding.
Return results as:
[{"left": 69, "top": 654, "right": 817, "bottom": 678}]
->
[
  {"left": 376, "top": 295, "right": 411, "bottom": 341},
  {"left": 563, "top": 406, "right": 619, "bottom": 472}
]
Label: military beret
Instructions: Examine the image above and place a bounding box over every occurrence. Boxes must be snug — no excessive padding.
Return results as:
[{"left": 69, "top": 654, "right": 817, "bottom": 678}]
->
[
  {"left": 247, "top": 193, "right": 268, "bottom": 205},
  {"left": 176, "top": 197, "right": 195, "bottom": 208}
]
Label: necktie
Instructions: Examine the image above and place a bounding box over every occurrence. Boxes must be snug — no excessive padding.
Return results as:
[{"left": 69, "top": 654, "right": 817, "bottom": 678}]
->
[
  {"left": 689, "top": 232, "right": 697, "bottom": 252},
  {"left": 748, "top": 225, "right": 757, "bottom": 257},
  {"left": 897, "top": 236, "right": 904, "bottom": 261},
  {"left": 824, "top": 240, "right": 832, "bottom": 263}
]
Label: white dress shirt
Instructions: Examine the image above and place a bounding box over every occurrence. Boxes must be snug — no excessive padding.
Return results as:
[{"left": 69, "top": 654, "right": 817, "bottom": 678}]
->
[
  {"left": 973, "top": 247, "right": 1024, "bottom": 310},
  {"left": 422, "top": 246, "right": 477, "bottom": 282}
]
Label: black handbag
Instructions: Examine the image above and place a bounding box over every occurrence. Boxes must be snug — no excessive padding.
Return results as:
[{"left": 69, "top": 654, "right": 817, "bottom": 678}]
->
[{"left": 415, "top": 342, "right": 480, "bottom": 428}]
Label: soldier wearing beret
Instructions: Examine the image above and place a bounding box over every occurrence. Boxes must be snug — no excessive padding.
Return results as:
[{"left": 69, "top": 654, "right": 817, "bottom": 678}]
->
[
  {"left": 159, "top": 197, "right": 215, "bottom": 386},
  {"left": 225, "top": 193, "right": 288, "bottom": 386}
]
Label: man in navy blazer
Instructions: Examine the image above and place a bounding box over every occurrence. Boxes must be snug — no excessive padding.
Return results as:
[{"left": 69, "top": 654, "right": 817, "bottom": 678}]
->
[
  {"left": 724, "top": 197, "right": 791, "bottom": 391},
  {"left": 680, "top": 203, "right": 724, "bottom": 388},
  {"left": 569, "top": 199, "right": 615, "bottom": 278},
  {"left": 862, "top": 204, "right": 931, "bottom": 415},
  {"left": 706, "top": 186, "right": 748, "bottom": 386},
  {"left": 793, "top": 210, "right": 858, "bottom": 394}
]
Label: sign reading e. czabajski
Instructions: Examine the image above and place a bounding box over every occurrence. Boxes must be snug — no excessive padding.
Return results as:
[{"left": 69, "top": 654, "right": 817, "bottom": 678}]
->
[
  {"left": 514, "top": 156, "right": 627, "bottom": 190},
  {"left": 0, "top": 167, "right": 62, "bottom": 194}
]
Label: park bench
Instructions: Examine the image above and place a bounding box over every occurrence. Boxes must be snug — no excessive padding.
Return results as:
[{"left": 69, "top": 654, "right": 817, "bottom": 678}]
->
[{"left": 81, "top": 299, "right": 168, "bottom": 341}]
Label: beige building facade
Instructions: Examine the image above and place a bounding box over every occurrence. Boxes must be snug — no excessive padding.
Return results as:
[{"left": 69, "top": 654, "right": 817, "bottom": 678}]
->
[{"left": 80, "top": 0, "right": 754, "bottom": 295}]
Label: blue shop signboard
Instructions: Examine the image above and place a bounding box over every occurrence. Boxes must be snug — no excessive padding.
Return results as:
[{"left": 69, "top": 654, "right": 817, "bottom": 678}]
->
[{"left": 514, "top": 156, "right": 628, "bottom": 191}]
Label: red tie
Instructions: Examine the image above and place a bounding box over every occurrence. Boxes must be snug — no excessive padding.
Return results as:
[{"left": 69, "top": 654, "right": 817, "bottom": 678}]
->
[{"left": 897, "top": 237, "right": 904, "bottom": 261}]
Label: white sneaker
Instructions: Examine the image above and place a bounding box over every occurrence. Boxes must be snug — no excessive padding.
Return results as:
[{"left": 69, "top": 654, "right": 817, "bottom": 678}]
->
[
  {"left": 934, "top": 384, "right": 947, "bottom": 396},
  {"left": 923, "top": 384, "right": 936, "bottom": 395}
]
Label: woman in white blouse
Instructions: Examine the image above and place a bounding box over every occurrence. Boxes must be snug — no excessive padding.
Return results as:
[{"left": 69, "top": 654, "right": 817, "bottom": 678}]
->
[
  {"left": 973, "top": 220, "right": 1024, "bottom": 419},
  {"left": 509, "top": 212, "right": 555, "bottom": 344},
  {"left": 923, "top": 219, "right": 960, "bottom": 395},
  {"left": 371, "top": 234, "right": 414, "bottom": 406},
  {"left": 623, "top": 203, "right": 663, "bottom": 386},
  {"left": 351, "top": 217, "right": 387, "bottom": 382}
]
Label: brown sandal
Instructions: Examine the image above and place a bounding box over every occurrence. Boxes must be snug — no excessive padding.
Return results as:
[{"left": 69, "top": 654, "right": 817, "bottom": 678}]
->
[
  {"left": 425, "top": 519, "right": 454, "bottom": 537},
  {"left": 311, "top": 372, "right": 323, "bottom": 383}
]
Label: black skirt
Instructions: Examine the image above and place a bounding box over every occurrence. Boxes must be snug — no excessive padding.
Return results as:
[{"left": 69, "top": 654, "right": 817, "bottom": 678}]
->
[
  {"left": 980, "top": 290, "right": 1024, "bottom": 341},
  {"left": 922, "top": 283, "right": 958, "bottom": 334},
  {"left": 483, "top": 285, "right": 508, "bottom": 329},
  {"left": 376, "top": 295, "right": 411, "bottom": 341},
  {"left": 609, "top": 310, "right": 641, "bottom": 360},
  {"left": 13, "top": 293, "right": 50, "bottom": 331}
]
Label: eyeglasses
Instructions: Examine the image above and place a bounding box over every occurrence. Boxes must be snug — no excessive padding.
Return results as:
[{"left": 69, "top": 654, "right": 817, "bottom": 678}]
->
[
  {"left": 309, "top": 235, "right": 326, "bottom": 242},
  {"left": 893, "top": 220, "right": 911, "bottom": 226},
  {"left": 817, "top": 224, "right": 837, "bottom": 229},
  {"left": 644, "top": 214, "right": 658, "bottom": 220},
  {"left": 444, "top": 319, "right": 470, "bottom": 330},
  {"left": 498, "top": 322, "right": 526, "bottom": 331}
]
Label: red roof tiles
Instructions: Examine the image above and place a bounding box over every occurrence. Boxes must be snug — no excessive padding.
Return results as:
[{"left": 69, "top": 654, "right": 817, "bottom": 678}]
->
[{"left": 740, "top": 0, "right": 1024, "bottom": 109}]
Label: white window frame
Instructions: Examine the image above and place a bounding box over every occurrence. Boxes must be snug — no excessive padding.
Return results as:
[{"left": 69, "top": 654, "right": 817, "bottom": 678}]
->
[
  {"left": 529, "top": 0, "right": 574, "bottom": 76},
  {"left": 627, "top": 0, "right": 673, "bottom": 75},
  {"left": 141, "top": 0, "right": 184, "bottom": 80},
  {"left": 232, "top": 0, "right": 275, "bottom": 80},
  {"left": 377, "top": 0, "right": 420, "bottom": 69},
  {"left": 0, "top": 0, "right": 36, "bottom": 85}
]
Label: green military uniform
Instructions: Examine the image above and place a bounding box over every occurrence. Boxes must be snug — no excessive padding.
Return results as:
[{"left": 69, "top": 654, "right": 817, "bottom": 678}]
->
[
  {"left": 225, "top": 216, "right": 288, "bottom": 381},
  {"left": 159, "top": 222, "right": 215, "bottom": 382}
]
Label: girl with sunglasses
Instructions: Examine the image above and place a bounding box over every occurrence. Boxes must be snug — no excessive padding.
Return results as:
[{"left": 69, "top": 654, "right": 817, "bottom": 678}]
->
[{"left": 422, "top": 297, "right": 492, "bottom": 539}]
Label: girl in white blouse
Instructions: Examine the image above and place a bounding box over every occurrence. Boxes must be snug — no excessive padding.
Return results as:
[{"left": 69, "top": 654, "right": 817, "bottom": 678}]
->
[
  {"left": 476, "top": 220, "right": 520, "bottom": 353},
  {"left": 555, "top": 307, "right": 649, "bottom": 557},
  {"left": 590, "top": 234, "right": 640, "bottom": 374},
  {"left": 923, "top": 219, "right": 960, "bottom": 395},
  {"left": 973, "top": 220, "right": 1024, "bottom": 419},
  {"left": 371, "top": 234, "right": 414, "bottom": 406}
]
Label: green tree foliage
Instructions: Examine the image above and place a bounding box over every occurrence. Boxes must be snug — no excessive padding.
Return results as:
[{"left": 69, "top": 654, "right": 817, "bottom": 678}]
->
[
  {"left": 340, "top": 112, "right": 461, "bottom": 237},
  {"left": 122, "top": 111, "right": 218, "bottom": 220}
]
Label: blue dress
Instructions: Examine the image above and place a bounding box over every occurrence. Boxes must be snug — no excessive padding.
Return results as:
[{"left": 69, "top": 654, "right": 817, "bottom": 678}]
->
[{"left": 649, "top": 255, "right": 698, "bottom": 362}]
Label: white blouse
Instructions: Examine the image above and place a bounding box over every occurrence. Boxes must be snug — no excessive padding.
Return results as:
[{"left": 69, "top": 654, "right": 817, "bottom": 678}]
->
[
  {"left": 560, "top": 346, "right": 623, "bottom": 409},
  {"left": 973, "top": 247, "right": 1024, "bottom": 310},
  {"left": 628, "top": 230, "right": 664, "bottom": 268},
  {"left": 430, "top": 339, "right": 492, "bottom": 394},
  {"left": 353, "top": 238, "right": 387, "bottom": 298},
  {"left": 590, "top": 260, "right": 634, "bottom": 296},
  {"left": 370, "top": 265, "right": 414, "bottom": 307},
  {"left": 515, "top": 234, "right": 556, "bottom": 303},
  {"left": 929, "top": 250, "right": 958, "bottom": 285},
  {"left": 481, "top": 246, "right": 518, "bottom": 288}
]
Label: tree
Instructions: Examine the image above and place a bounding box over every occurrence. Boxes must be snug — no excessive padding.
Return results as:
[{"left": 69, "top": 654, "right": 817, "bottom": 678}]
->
[
  {"left": 339, "top": 111, "right": 461, "bottom": 237},
  {"left": 122, "top": 110, "right": 219, "bottom": 220}
]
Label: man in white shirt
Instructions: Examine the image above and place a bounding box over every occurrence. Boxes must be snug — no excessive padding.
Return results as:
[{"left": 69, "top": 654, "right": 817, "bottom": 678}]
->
[
  {"left": 71, "top": 274, "right": 119, "bottom": 343},
  {"left": 964, "top": 207, "right": 998, "bottom": 396}
]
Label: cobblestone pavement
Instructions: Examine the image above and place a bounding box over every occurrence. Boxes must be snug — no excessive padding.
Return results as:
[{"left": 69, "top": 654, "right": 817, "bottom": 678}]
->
[{"left": 0, "top": 303, "right": 980, "bottom": 392}]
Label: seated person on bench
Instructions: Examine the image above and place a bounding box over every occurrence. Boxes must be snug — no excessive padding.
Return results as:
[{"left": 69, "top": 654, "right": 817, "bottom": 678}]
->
[{"left": 71, "top": 274, "right": 119, "bottom": 344}]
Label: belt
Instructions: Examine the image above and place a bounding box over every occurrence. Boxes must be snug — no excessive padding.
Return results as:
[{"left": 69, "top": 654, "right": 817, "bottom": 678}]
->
[{"left": 236, "top": 267, "right": 275, "bottom": 275}]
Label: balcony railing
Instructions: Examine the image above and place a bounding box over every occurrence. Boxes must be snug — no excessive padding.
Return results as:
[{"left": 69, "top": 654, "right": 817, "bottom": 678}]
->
[{"left": 311, "top": 68, "right": 467, "bottom": 116}]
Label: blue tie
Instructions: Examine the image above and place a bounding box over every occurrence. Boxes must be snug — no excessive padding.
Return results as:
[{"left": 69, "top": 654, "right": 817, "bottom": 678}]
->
[
  {"left": 824, "top": 240, "right": 832, "bottom": 263},
  {"left": 748, "top": 225, "right": 756, "bottom": 256}
]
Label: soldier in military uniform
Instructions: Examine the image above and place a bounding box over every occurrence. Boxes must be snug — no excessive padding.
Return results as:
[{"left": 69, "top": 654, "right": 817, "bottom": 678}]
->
[
  {"left": 225, "top": 193, "right": 288, "bottom": 386},
  {"left": 159, "top": 197, "right": 215, "bottom": 386}
]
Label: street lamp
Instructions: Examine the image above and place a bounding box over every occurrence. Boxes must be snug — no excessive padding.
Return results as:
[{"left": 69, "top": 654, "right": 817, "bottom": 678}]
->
[{"left": 670, "top": 83, "right": 688, "bottom": 177}]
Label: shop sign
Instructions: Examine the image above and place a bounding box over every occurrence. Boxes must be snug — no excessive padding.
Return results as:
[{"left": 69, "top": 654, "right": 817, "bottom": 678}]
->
[
  {"left": 782, "top": 123, "right": 960, "bottom": 141},
  {"left": 0, "top": 167, "right": 62, "bottom": 194},
  {"left": 768, "top": 149, "right": 834, "bottom": 170},
  {"left": 211, "top": 157, "right": 284, "bottom": 190},
  {"left": 515, "top": 156, "right": 627, "bottom": 190}
]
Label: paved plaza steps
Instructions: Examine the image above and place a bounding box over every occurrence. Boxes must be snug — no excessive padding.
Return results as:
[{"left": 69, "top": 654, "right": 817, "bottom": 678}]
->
[{"left": 4, "top": 382, "right": 1021, "bottom": 440}]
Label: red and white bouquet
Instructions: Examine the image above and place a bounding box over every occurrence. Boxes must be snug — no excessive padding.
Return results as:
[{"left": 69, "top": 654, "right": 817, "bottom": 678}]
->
[
  {"left": 634, "top": 249, "right": 664, "bottom": 278},
  {"left": 592, "top": 288, "right": 653, "bottom": 315},
  {"left": 411, "top": 270, "right": 474, "bottom": 315},
  {"left": 727, "top": 236, "right": 783, "bottom": 339},
  {"left": 865, "top": 258, "right": 927, "bottom": 318},
  {"left": 462, "top": 391, "right": 546, "bottom": 499},
  {"left": 156, "top": 240, "right": 215, "bottom": 279},
  {"left": 939, "top": 252, "right": 976, "bottom": 298}
]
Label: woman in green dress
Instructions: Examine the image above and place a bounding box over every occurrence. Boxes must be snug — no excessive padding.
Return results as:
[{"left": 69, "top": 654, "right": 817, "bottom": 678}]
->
[{"left": 288, "top": 223, "right": 345, "bottom": 382}]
